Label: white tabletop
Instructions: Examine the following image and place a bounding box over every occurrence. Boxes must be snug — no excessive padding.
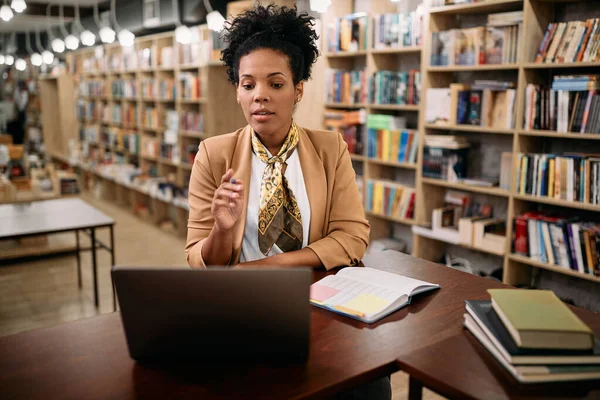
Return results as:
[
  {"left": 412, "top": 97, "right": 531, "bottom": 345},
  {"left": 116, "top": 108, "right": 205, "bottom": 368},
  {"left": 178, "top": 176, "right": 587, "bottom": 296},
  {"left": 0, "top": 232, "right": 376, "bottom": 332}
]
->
[{"left": 0, "top": 198, "right": 115, "bottom": 239}]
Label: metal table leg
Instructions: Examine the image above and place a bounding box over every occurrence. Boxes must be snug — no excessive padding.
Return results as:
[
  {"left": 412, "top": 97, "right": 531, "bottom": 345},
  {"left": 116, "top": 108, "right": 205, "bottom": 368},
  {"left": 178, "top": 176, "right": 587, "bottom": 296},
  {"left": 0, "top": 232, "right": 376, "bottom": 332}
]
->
[
  {"left": 75, "top": 229, "right": 81, "bottom": 288},
  {"left": 408, "top": 377, "right": 423, "bottom": 400},
  {"left": 91, "top": 228, "right": 99, "bottom": 308},
  {"left": 110, "top": 225, "right": 116, "bottom": 312}
]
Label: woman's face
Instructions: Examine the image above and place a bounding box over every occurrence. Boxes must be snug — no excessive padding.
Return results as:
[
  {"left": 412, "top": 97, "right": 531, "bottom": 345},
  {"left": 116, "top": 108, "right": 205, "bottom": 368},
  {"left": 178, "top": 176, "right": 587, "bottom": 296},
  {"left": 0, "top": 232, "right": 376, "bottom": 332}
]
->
[{"left": 237, "top": 48, "right": 303, "bottom": 142}]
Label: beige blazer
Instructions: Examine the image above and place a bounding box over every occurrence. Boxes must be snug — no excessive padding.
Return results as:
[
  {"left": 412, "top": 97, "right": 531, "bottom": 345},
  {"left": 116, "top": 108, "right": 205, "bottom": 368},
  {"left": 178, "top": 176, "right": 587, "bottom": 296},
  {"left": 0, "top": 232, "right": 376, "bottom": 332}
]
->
[{"left": 185, "top": 125, "right": 370, "bottom": 270}]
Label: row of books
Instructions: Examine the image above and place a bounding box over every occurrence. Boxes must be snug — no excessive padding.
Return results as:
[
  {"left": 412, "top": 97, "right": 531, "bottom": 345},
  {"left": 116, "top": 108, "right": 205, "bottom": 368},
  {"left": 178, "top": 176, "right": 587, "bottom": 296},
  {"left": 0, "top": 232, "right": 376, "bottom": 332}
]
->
[
  {"left": 371, "top": 8, "right": 424, "bottom": 50},
  {"left": 464, "top": 290, "right": 600, "bottom": 384},
  {"left": 366, "top": 114, "right": 417, "bottom": 164},
  {"left": 111, "top": 79, "right": 137, "bottom": 98},
  {"left": 142, "top": 107, "right": 161, "bottom": 129},
  {"left": 160, "top": 142, "right": 179, "bottom": 163},
  {"left": 422, "top": 135, "right": 469, "bottom": 181},
  {"left": 513, "top": 212, "right": 600, "bottom": 276},
  {"left": 180, "top": 42, "right": 203, "bottom": 65},
  {"left": 515, "top": 153, "right": 600, "bottom": 205},
  {"left": 535, "top": 19, "right": 600, "bottom": 64},
  {"left": 323, "top": 109, "right": 366, "bottom": 155},
  {"left": 431, "top": 12, "right": 522, "bottom": 67},
  {"left": 110, "top": 104, "right": 138, "bottom": 127},
  {"left": 180, "top": 111, "right": 203, "bottom": 133},
  {"left": 178, "top": 73, "right": 202, "bottom": 100},
  {"left": 100, "top": 128, "right": 140, "bottom": 155},
  {"left": 369, "top": 70, "right": 421, "bottom": 106},
  {"left": 327, "top": 13, "right": 368, "bottom": 53},
  {"left": 426, "top": 81, "right": 516, "bottom": 129},
  {"left": 524, "top": 77, "right": 600, "bottom": 133},
  {"left": 324, "top": 69, "right": 368, "bottom": 105},
  {"left": 365, "top": 179, "right": 416, "bottom": 221},
  {"left": 140, "top": 78, "right": 177, "bottom": 100},
  {"left": 79, "top": 81, "right": 106, "bottom": 97},
  {"left": 76, "top": 100, "right": 106, "bottom": 121}
]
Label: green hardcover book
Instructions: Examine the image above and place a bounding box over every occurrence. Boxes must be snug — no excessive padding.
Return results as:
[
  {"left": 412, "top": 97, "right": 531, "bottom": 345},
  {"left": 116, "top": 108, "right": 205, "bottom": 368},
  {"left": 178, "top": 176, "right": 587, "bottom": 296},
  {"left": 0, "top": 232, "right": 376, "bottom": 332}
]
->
[{"left": 487, "top": 289, "right": 594, "bottom": 350}]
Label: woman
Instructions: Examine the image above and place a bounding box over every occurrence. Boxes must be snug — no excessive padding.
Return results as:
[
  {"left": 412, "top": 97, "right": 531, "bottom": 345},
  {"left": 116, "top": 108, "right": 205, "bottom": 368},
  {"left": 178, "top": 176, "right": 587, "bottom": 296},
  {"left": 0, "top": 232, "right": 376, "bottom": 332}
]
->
[{"left": 185, "top": 5, "right": 369, "bottom": 270}]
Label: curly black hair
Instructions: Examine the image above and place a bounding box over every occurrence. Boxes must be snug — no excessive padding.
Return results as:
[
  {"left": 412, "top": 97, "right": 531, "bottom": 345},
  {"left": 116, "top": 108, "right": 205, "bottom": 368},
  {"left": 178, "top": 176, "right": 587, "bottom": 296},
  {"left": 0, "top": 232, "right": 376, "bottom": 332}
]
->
[{"left": 221, "top": 5, "right": 319, "bottom": 85}]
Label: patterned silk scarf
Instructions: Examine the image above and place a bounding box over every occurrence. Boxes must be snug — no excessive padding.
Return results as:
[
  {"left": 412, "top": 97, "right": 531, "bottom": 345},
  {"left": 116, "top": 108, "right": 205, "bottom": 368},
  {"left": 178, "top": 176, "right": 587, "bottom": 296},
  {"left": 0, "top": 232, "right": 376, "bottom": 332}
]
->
[{"left": 251, "top": 123, "right": 303, "bottom": 255}]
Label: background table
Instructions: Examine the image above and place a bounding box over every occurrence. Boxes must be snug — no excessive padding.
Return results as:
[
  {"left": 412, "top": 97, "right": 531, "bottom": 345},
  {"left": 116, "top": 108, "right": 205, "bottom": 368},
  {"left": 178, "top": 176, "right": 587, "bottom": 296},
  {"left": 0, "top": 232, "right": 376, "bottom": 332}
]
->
[{"left": 0, "top": 198, "right": 116, "bottom": 309}]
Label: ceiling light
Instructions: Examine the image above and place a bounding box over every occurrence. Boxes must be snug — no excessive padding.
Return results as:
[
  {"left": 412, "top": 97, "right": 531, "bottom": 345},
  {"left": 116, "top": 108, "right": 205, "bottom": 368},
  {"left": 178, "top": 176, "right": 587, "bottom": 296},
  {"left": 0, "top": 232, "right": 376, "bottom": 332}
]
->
[
  {"left": 0, "top": 4, "right": 13, "bottom": 21},
  {"left": 206, "top": 11, "right": 225, "bottom": 32},
  {"left": 10, "top": 0, "right": 25, "bottom": 13},
  {"left": 117, "top": 29, "right": 134, "bottom": 47},
  {"left": 15, "top": 58, "right": 26, "bottom": 71},
  {"left": 0, "top": 54, "right": 4, "bottom": 65},
  {"left": 31, "top": 52, "right": 42, "bottom": 66},
  {"left": 52, "top": 38, "right": 65, "bottom": 53},
  {"left": 5, "top": 54, "right": 13, "bottom": 65},
  {"left": 175, "top": 25, "right": 191, "bottom": 44},
  {"left": 309, "top": 0, "right": 331, "bottom": 13},
  {"left": 65, "top": 34, "right": 79, "bottom": 50},
  {"left": 80, "top": 30, "right": 96, "bottom": 46},
  {"left": 42, "top": 50, "right": 54, "bottom": 65},
  {"left": 99, "top": 26, "right": 115, "bottom": 43}
]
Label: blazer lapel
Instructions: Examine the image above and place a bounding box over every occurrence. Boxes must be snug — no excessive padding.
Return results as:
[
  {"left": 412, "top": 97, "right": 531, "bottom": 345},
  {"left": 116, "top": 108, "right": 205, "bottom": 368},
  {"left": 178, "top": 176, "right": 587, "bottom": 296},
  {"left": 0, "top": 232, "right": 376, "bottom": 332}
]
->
[
  {"left": 297, "top": 126, "right": 327, "bottom": 243},
  {"left": 230, "top": 125, "right": 252, "bottom": 262}
]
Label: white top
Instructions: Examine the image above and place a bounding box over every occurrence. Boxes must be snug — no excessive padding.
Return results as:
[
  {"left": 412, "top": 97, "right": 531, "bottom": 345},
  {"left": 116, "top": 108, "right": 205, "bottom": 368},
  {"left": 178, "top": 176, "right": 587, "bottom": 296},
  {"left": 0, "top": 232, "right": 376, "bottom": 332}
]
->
[{"left": 240, "top": 148, "right": 311, "bottom": 263}]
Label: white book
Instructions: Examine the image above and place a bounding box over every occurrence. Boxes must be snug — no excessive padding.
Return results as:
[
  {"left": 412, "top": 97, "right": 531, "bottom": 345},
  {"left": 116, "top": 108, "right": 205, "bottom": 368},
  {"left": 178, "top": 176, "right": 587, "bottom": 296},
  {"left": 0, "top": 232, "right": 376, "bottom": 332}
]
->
[
  {"left": 310, "top": 267, "right": 439, "bottom": 323},
  {"left": 571, "top": 224, "right": 586, "bottom": 274}
]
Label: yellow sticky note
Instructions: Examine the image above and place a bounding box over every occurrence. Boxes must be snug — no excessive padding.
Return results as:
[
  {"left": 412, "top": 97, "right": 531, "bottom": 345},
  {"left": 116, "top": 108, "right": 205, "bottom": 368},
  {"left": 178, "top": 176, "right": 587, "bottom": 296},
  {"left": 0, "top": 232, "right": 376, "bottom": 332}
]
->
[{"left": 342, "top": 294, "right": 391, "bottom": 315}]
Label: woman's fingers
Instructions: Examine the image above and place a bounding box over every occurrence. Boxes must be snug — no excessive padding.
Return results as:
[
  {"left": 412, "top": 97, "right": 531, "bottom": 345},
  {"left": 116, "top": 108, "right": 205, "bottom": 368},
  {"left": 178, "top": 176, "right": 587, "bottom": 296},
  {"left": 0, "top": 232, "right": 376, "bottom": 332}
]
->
[
  {"left": 221, "top": 182, "right": 244, "bottom": 193},
  {"left": 220, "top": 169, "right": 233, "bottom": 184}
]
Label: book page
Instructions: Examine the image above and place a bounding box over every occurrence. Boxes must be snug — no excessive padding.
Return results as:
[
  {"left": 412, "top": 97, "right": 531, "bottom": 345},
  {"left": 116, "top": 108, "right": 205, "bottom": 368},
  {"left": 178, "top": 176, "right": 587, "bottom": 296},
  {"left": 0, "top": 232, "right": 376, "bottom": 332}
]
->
[{"left": 337, "top": 267, "right": 439, "bottom": 297}]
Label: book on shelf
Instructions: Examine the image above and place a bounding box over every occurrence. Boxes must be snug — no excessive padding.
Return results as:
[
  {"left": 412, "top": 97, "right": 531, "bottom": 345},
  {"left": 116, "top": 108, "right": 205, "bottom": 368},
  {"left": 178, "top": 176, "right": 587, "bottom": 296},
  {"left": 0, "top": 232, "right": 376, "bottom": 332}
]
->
[
  {"left": 327, "top": 13, "right": 368, "bottom": 53},
  {"left": 422, "top": 135, "right": 470, "bottom": 181},
  {"left": 160, "top": 46, "right": 174, "bottom": 68},
  {"left": 515, "top": 152, "right": 600, "bottom": 205},
  {"left": 512, "top": 211, "right": 600, "bottom": 277},
  {"left": 180, "top": 110, "right": 203, "bottom": 133},
  {"left": 488, "top": 289, "right": 595, "bottom": 350},
  {"left": 325, "top": 68, "right": 367, "bottom": 105},
  {"left": 310, "top": 267, "right": 439, "bottom": 323},
  {"left": 178, "top": 73, "right": 202, "bottom": 100},
  {"left": 159, "top": 78, "right": 176, "bottom": 100},
  {"left": 369, "top": 70, "right": 421, "bottom": 106},
  {"left": 371, "top": 7, "right": 424, "bottom": 50},
  {"left": 366, "top": 114, "right": 418, "bottom": 164},
  {"left": 138, "top": 47, "right": 156, "bottom": 69},
  {"left": 524, "top": 76, "right": 600, "bottom": 133},
  {"left": 535, "top": 18, "right": 600, "bottom": 64},
  {"left": 365, "top": 179, "right": 416, "bottom": 221},
  {"left": 424, "top": 88, "right": 451, "bottom": 125},
  {"left": 472, "top": 218, "right": 506, "bottom": 254},
  {"left": 464, "top": 301, "right": 600, "bottom": 383},
  {"left": 324, "top": 109, "right": 366, "bottom": 155},
  {"left": 143, "top": 107, "right": 161, "bottom": 129}
]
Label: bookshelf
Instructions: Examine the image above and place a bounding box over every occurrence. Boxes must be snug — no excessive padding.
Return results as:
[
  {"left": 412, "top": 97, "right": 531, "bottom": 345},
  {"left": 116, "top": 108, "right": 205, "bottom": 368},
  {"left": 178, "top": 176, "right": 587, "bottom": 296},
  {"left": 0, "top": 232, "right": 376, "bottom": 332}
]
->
[
  {"left": 60, "top": 26, "right": 246, "bottom": 237},
  {"left": 322, "top": 0, "right": 425, "bottom": 245},
  {"left": 407, "top": 0, "right": 600, "bottom": 293}
]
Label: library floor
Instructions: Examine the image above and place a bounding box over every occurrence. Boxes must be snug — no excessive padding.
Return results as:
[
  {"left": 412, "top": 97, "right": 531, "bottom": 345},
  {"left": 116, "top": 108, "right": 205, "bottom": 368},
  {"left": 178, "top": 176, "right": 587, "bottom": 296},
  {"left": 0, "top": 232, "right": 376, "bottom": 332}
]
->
[{"left": 0, "top": 193, "right": 444, "bottom": 400}]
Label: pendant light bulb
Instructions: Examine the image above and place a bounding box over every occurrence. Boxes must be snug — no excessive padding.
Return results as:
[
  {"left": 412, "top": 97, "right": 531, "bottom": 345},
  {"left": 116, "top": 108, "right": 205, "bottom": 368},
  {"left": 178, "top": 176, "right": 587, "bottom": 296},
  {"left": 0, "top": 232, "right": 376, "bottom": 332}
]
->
[
  {"left": 31, "top": 52, "right": 42, "bottom": 66},
  {"left": 51, "top": 38, "right": 65, "bottom": 53},
  {"left": 117, "top": 29, "right": 135, "bottom": 47},
  {"left": 175, "top": 25, "right": 192, "bottom": 44},
  {"left": 80, "top": 30, "right": 96, "bottom": 46},
  {"left": 5, "top": 54, "right": 14, "bottom": 65},
  {"left": 0, "top": 4, "right": 13, "bottom": 21},
  {"left": 99, "top": 26, "right": 115, "bottom": 44},
  {"left": 0, "top": 54, "right": 4, "bottom": 65},
  {"left": 10, "top": 0, "right": 25, "bottom": 13},
  {"left": 206, "top": 11, "right": 225, "bottom": 32},
  {"left": 15, "top": 58, "right": 26, "bottom": 71},
  {"left": 309, "top": 0, "right": 331, "bottom": 13},
  {"left": 65, "top": 34, "right": 79, "bottom": 50},
  {"left": 42, "top": 50, "right": 54, "bottom": 65}
]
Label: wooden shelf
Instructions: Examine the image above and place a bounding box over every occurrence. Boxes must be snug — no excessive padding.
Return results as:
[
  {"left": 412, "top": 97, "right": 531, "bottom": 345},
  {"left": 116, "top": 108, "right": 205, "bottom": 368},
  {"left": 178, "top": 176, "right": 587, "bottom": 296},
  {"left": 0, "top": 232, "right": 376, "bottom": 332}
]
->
[
  {"left": 350, "top": 154, "right": 366, "bottom": 162},
  {"left": 425, "top": 123, "right": 515, "bottom": 135},
  {"left": 181, "top": 163, "right": 193, "bottom": 170},
  {"left": 156, "top": 66, "right": 176, "bottom": 71},
  {"left": 324, "top": 103, "right": 368, "bottom": 109},
  {"left": 518, "top": 130, "right": 600, "bottom": 140},
  {"left": 140, "top": 126, "right": 162, "bottom": 132},
  {"left": 141, "top": 154, "right": 158, "bottom": 162},
  {"left": 430, "top": 0, "right": 523, "bottom": 15},
  {"left": 412, "top": 226, "right": 505, "bottom": 256},
  {"left": 366, "top": 211, "right": 417, "bottom": 226},
  {"left": 427, "top": 64, "right": 519, "bottom": 72},
  {"left": 179, "top": 63, "right": 200, "bottom": 70},
  {"left": 422, "top": 178, "right": 510, "bottom": 197},
  {"left": 508, "top": 254, "right": 600, "bottom": 284},
  {"left": 141, "top": 98, "right": 156, "bottom": 102},
  {"left": 369, "top": 104, "right": 420, "bottom": 112},
  {"left": 513, "top": 194, "right": 600, "bottom": 212},
  {"left": 180, "top": 130, "right": 205, "bottom": 138},
  {"left": 325, "top": 50, "right": 368, "bottom": 58},
  {"left": 523, "top": 62, "right": 600, "bottom": 69},
  {"left": 159, "top": 158, "right": 179, "bottom": 167},
  {"left": 179, "top": 98, "right": 206, "bottom": 104},
  {"left": 367, "top": 158, "right": 417, "bottom": 169},
  {"left": 370, "top": 47, "right": 422, "bottom": 55}
]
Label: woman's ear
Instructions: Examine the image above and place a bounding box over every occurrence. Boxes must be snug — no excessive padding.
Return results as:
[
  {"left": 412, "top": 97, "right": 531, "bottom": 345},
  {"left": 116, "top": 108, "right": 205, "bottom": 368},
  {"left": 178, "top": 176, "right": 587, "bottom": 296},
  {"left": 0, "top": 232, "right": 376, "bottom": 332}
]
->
[{"left": 294, "top": 81, "right": 304, "bottom": 103}]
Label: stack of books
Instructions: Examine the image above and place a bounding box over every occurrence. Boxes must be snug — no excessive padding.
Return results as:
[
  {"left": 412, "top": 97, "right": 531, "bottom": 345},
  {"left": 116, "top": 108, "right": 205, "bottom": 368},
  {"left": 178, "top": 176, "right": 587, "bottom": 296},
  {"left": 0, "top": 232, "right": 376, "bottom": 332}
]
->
[
  {"left": 535, "top": 19, "right": 600, "bottom": 64},
  {"left": 371, "top": 7, "right": 424, "bottom": 50},
  {"left": 327, "top": 13, "right": 368, "bottom": 53},
  {"left": 465, "top": 289, "right": 600, "bottom": 383},
  {"left": 324, "top": 109, "right": 366, "bottom": 156}
]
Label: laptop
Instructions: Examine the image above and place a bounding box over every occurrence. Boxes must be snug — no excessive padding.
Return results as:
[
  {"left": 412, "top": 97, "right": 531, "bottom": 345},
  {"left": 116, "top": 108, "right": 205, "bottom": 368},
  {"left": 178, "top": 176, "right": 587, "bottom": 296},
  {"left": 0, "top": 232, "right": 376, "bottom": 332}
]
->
[{"left": 112, "top": 266, "right": 312, "bottom": 362}]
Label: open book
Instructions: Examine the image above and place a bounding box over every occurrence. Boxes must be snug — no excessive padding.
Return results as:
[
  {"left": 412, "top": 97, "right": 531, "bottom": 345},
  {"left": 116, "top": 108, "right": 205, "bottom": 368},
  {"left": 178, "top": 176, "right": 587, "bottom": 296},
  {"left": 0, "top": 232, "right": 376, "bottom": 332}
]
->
[{"left": 310, "top": 267, "right": 440, "bottom": 323}]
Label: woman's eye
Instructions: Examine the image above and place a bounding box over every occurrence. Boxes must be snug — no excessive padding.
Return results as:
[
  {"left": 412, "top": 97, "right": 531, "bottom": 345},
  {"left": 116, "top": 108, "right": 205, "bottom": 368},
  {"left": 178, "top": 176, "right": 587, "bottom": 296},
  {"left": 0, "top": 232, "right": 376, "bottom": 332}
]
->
[
  {"left": 242, "top": 84, "right": 254, "bottom": 90},
  {"left": 272, "top": 83, "right": 283, "bottom": 89}
]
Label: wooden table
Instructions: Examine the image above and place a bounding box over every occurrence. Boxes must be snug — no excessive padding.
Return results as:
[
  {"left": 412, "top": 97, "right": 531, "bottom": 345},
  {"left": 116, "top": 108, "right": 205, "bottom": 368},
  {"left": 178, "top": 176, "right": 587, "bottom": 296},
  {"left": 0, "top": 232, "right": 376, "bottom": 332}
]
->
[
  {"left": 0, "top": 198, "right": 116, "bottom": 309},
  {"left": 0, "top": 251, "right": 509, "bottom": 399}
]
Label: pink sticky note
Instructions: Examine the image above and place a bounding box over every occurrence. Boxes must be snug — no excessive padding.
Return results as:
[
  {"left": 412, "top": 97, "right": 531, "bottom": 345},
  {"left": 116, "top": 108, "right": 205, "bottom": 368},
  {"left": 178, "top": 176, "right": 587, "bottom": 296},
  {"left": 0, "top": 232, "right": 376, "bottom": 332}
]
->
[{"left": 310, "top": 283, "right": 340, "bottom": 302}]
